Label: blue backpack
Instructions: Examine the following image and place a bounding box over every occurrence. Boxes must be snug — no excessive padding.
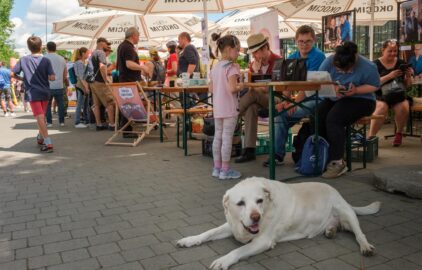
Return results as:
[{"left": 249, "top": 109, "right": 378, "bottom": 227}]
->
[
  {"left": 295, "top": 135, "right": 329, "bottom": 176},
  {"left": 68, "top": 66, "right": 77, "bottom": 85}
]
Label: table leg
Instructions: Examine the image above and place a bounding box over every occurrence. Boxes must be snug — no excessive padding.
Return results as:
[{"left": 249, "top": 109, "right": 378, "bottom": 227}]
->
[
  {"left": 314, "top": 92, "right": 320, "bottom": 176},
  {"left": 183, "top": 90, "right": 188, "bottom": 156},
  {"left": 158, "top": 91, "right": 163, "bottom": 142},
  {"left": 269, "top": 85, "right": 275, "bottom": 180}
]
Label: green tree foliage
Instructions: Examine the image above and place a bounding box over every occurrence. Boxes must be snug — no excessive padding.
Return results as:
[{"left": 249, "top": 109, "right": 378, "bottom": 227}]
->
[{"left": 0, "top": 0, "right": 18, "bottom": 63}]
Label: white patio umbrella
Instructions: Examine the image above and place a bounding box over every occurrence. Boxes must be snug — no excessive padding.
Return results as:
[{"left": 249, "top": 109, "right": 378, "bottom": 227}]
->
[
  {"left": 51, "top": 36, "right": 161, "bottom": 50},
  {"left": 271, "top": 0, "right": 402, "bottom": 59},
  {"left": 53, "top": 9, "right": 205, "bottom": 41},
  {"left": 213, "top": 8, "right": 322, "bottom": 41},
  {"left": 78, "top": 0, "right": 283, "bottom": 14},
  {"left": 78, "top": 0, "right": 286, "bottom": 75}
]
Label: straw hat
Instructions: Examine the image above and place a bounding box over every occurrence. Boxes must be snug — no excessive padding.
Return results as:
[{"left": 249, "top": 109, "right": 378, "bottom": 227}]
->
[
  {"left": 247, "top": 33, "right": 269, "bottom": 53},
  {"left": 149, "top": 46, "right": 158, "bottom": 55}
]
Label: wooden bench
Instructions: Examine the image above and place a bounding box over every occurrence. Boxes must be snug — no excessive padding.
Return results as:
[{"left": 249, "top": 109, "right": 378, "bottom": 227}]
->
[
  {"left": 163, "top": 107, "right": 213, "bottom": 155},
  {"left": 345, "top": 115, "right": 384, "bottom": 171}
]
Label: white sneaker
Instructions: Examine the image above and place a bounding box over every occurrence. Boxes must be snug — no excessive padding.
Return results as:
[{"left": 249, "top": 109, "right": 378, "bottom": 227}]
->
[
  {"left": 10, "top": 112, "right": 16, "bottom": 117},
  {"left": 212, "top": 168, "right": 220, "bottom": 178},
  {"left": 60, "top": 123, "right": 65, "bottom": 127},
  {"left": 219, "top": 169, "right": 242, "bottom": 180},
  {"left": 4, "top": 112, "right": 10, "bottom": 117},
  {"left": 47, "top": 123, "right": 53, "bottom": 128},
  {"left": 75, "top": 123, "right": 87, "bottom": 128}
]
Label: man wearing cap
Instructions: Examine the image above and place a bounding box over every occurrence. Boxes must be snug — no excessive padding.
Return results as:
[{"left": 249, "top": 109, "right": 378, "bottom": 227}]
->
[
  {"left": 116, "top": 27, "right": 149, "bottom": 136},
  {"left": 177, "top": 32, "right": 199, "bottom": 77},
  {"left": 235, "top": 33, "right": 282, "bottom": 163},
  {"left": 90, "top": 37, "right": 115, "bottom": 130}
]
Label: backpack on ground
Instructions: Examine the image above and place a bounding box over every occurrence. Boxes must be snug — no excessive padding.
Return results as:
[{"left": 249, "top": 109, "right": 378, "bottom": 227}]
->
[
  {"left": 68, "top": 66, "right": 77, "bottom": 85},
  {"left": 292, "top": 122, "right": 312, "bottom": 164},
  {"left": 295, "top": 135, "right": 329, "bottom": 176},
  {"left": 151, "top": 60, "right": 166, "bottom": 84}
]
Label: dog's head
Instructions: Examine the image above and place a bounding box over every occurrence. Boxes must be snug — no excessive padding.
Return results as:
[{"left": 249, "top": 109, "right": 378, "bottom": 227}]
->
[{"left": 223, "top": 177, "right": 272, "bottom": 236}]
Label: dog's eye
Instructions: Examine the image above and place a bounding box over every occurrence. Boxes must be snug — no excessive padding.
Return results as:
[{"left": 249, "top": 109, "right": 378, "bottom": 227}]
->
[
  {"left": 256, "top": 199, "right": 263, "bottom": 204},
  {"left": 236, "top": 201, "right": 245, "bottom": 206}
]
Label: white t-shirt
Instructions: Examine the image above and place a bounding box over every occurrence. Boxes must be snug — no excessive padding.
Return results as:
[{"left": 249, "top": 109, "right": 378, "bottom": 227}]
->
[{"left": 45, "top": 53, "right": 66, "bottom": 89}]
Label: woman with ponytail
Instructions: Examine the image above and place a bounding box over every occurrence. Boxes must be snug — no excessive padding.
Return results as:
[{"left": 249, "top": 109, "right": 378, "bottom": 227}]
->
[{"left": 73, "top": 47, "right": 90, "bottom": 128}]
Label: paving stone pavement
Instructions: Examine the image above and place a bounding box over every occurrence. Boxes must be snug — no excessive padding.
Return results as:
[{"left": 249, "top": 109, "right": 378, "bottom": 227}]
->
[{"left": 0, "top": 112, "right": 421, "bottom": 270}]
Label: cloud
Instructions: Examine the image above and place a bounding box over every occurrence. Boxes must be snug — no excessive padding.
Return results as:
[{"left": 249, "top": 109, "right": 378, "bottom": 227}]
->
[{"left": 11, "top": 0, "right": 84, "bottom": 55}]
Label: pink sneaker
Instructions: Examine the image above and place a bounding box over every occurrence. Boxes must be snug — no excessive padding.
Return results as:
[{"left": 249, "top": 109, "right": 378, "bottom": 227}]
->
[{"left": 392, "top": 132, "right": 402, "bottom": 147}]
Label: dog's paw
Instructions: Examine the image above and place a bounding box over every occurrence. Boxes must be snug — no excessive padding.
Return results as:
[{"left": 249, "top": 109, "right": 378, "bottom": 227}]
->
[
  {"left": 176, "top": 236, "right": 202, "bottom": 248},
  {"left": 210, "top": 255, "right": 235, "bottom": 270},
  {"left": 360, "top": 243, "right": 375, "bottom": 256}
]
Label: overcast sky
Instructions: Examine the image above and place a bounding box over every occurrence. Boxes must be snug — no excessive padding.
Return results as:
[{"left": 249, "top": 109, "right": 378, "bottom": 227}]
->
[{"left": 10, "top": 0, "right": 227, "bottom": 56}]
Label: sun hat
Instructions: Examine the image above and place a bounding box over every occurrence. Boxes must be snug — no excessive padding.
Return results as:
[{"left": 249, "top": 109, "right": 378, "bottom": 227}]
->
[
  {"left": 149, "top": 46, "right": 158, "bottom": 55},
  {"left": 247, "top": 33, "right": 269, "bottom": 53}
]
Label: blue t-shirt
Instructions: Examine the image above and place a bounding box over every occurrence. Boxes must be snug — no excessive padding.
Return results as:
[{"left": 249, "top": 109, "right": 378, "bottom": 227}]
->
[
  {"left": 13, "top": 55, "right": 55, "bottom": 102},
  {"left": 340, "top": 20, "right": 351, "bottom": 42},
  {"left": 288, "top": 47, "right": 326, "bottom": 71},
  {"left": 409, "top": 56, "right": 422, "bottom": 76},
  {"left": 0, "top": 67, "right": 11, "bottom": 89},
  {"left": 318, "top": 55, "right": 380, "bottom": 101}
]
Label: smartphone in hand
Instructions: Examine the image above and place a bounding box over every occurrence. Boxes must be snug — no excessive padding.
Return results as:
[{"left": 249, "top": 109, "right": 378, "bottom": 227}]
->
[{"left": 399, "top": 64, "right": 409, "bottom": 72}]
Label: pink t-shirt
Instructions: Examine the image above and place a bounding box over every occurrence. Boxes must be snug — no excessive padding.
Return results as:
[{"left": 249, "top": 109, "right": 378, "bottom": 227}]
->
[{"left": 210, "top": 60, "right": 240, "bottom": 118}]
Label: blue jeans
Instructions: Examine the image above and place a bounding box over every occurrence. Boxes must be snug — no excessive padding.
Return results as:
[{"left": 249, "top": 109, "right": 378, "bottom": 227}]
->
[
  {"left": 46, "top": 88, "right": 65, "bottom": 124},
  {"left": 274, "top": 100, "right": 317, "bottom": 159},
  {"left": 75, "top": 88, "right": 90, "bottom": 125}
]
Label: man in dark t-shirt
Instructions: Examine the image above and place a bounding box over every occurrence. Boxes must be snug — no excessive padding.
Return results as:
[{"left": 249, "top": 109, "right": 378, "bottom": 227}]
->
[
  {"left": 177, "top": 32, "right": 199, "bottom": 77},
  {"left": 116, "top": 27, "right": 150, "bottom": 137},
  {"left": 117, "top": 27, "right": 149, "bottom": 83}
]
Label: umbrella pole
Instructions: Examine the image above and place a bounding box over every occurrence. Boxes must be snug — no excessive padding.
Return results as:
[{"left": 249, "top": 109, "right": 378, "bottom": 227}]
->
[
  {"left": 369, "top": 0, "right": 375, "bottom": 60},
  {"left": 203, "top": 0, "right": 210, "bottom": 80}
]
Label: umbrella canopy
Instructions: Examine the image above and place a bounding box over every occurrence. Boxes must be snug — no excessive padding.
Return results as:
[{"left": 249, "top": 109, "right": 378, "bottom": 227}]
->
[
  {"left": 53, "top": 9, "right": 205, "bottom": 40},
  {"left": 271, "top": 0, "right": 400, "bottom": 24},
  {"left": 78, "top": 0, "right": 283, "bottom": 14},
  {"left": 214, "top": 8, "right": 322, "bottom": 40},
  {"left": 51, "top": 35, "right": 160, "bottom": 50}
]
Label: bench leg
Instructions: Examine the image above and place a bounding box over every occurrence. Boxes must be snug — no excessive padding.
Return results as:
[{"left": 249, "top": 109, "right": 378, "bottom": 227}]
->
[
  {"left": 176, "top": 116, "right": 180, "bottom": 148},
  {"left": 346, "top": 125, "right": 352, "bottom": 172},
  {"left": 363, "top": 124, "right": 367, "bottom": 169}
]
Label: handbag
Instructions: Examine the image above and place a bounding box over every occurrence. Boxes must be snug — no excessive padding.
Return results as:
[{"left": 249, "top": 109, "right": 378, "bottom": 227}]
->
[
  {"left": 381, "top": 79, "right": 405, "bottom": 96},
  {"left": 203, "top": 116, "right": 215, "bottom": 136}
]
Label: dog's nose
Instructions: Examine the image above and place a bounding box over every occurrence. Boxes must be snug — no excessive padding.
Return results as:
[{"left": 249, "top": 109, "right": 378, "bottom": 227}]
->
[{"left": 250, "top": 212, "right": 260, "bottom": 222}]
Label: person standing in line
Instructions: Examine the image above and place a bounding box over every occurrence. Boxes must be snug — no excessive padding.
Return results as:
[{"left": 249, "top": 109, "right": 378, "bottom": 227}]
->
[
  {"left": 12, "top": 36, "right": 55, "bottom": 152},
  {"left": 45, "top": 41, "right": 68, "bottom": 127},
  {"left": 116, "top": 27, "right": 149, "bottom": 137},
  {"left": 73, "top": 47, "right": 90, "bottom": 128},
  {"left": 0, "top": 61, "right": 16, "bottom": 117},
  {"left": 210, "top": 34, "right": 244, "bottom": 180},
  {"left": 90, "top": 37, "right": 116, "bottom": 131},
  {"left": 165, "top": 40, "right": 178, "bottom": 86},
  {"left": 177, "top": 32, "right": 200, "bottom": 77}
]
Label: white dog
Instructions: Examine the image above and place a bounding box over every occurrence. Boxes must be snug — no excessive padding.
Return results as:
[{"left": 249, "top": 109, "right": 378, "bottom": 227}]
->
[{"left": 177, "top": 177, "right": 381, "bottom": 270}]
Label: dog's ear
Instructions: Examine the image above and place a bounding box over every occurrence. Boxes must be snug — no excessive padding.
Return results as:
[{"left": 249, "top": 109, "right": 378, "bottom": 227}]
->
[
  {"left": 263, "top": 188, "right": 272, "bottom": 201},
  {"left": 223, "top": 193, "right": 230, "bottom": 214}
]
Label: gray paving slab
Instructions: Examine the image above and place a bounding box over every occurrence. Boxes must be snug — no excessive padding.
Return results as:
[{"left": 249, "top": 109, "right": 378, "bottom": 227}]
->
[{"left": 0, "top": 112, "right": 421, "bottom": 269}]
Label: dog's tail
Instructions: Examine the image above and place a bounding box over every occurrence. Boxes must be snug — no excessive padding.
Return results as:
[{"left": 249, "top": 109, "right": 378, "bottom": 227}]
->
[{"left": 352, "top": 201, "right": 381, "bottom": 215}]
